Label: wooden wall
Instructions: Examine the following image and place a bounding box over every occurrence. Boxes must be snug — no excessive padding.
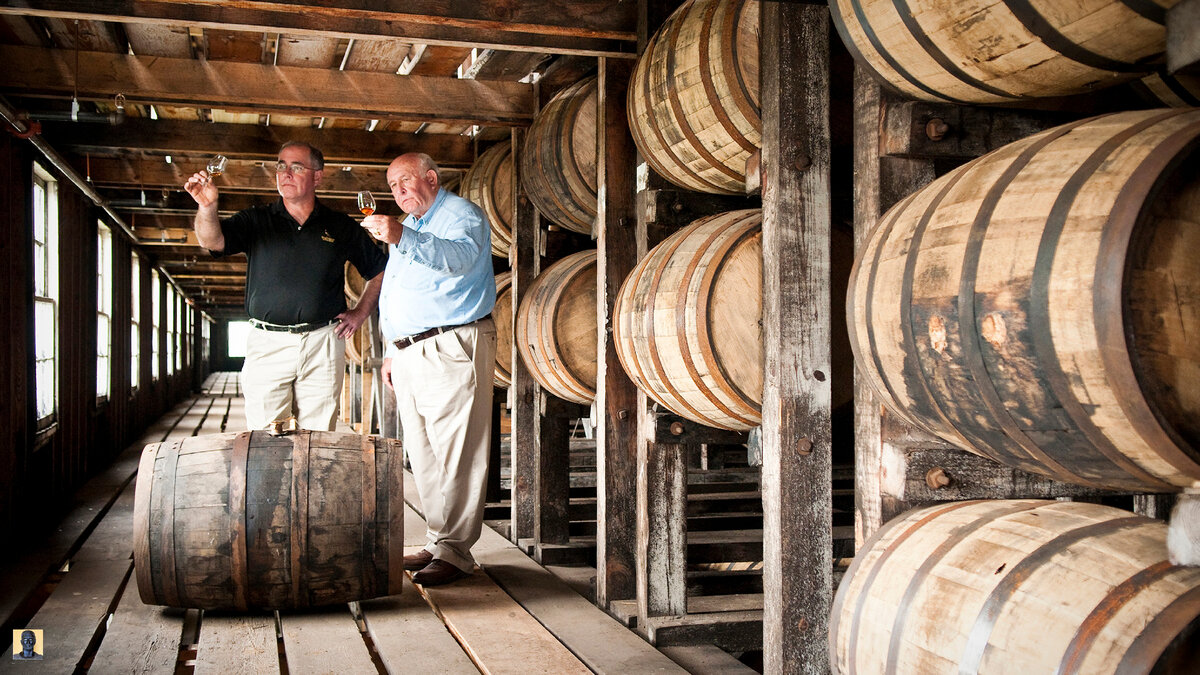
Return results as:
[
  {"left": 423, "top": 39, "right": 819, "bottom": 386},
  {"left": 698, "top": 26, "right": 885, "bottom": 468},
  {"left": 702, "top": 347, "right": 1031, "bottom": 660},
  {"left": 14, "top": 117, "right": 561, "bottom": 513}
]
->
[{"left": 0, "top": 131, "right": 205, "bottom": 546}]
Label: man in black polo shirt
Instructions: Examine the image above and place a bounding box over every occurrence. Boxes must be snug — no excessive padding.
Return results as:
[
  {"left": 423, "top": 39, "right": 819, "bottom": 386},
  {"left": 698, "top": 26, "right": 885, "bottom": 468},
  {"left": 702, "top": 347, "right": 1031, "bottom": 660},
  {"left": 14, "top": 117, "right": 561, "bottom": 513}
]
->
[{"left": 184, "top": 141, "right": 387, "bottom": 431}]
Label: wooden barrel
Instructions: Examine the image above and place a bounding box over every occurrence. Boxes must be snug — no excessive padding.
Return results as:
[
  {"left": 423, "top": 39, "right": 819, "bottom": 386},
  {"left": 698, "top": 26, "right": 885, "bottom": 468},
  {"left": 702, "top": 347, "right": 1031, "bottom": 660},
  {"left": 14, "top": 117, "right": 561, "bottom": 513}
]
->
[
  {"left": 615, "top": 210, "right": 763, "bottom": 430},
  {"left": 344, "top": 262, "right": 367, "bottom": 363},
  {"left": 848, "top": 109, "right": 1200, "bottom": 492},
  {"left": 627, "top": 0, "right": 760, "bottom": 195},
  {"left": 831, "top": 499, "right": 1200, "bottom": 674},
  {"left": 461, "top": 142, "right": 514, "bottom": 258},
  {"left": 1136, "top": 71, "right": 1200, "bottom": 107},
  {"left": 494, "top": 271, "right": 514, "bottom": 388},
  {"left": 830, "top": 0, "right": 1175, "bottom": 104},
  {"left": 521, "top": 77, "right": 598, "bottom": 235},
  {"left": 133, "top": 430, "right": 404, "bottom": 610},
  {"left": 515, "top": 250, "right": 596, "bottom": 404}
]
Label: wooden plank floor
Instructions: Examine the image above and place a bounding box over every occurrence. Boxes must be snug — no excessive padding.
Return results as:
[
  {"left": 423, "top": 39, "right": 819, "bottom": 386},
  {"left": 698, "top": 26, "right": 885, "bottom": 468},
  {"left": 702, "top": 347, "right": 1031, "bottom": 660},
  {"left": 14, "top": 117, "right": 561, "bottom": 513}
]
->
[{"left": 0, "top": 373, "right": 737, "bottom": 674}]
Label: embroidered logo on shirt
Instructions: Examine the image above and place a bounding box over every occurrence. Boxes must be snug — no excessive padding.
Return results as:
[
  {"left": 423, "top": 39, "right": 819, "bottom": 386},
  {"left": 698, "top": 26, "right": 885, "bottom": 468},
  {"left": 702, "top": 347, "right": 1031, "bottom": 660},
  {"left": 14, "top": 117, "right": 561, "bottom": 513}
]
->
[{"left": 321, "top": 230, "right": 336, "bottom": 243}]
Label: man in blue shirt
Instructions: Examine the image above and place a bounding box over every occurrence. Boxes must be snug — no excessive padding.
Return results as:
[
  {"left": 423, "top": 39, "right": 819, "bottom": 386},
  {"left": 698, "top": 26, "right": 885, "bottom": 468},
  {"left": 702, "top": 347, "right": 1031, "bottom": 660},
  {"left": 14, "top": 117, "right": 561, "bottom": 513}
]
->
[{"left": 363, "top": 152, "right": 496, "bottom": 587}]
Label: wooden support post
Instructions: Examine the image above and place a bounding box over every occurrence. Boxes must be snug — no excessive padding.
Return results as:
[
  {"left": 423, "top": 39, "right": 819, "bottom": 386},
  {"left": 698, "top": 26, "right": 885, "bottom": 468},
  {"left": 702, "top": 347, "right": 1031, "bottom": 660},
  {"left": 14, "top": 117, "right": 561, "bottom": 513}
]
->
[
  {"left": 851, "top": 67, "right": 936, "bottom": 547},
  {"left": 636, "top": 394, "right": 688, "bottom": 621},
  {"left": 760, "top": 3, "right": 831, "bottom": 672},
  {"left": 535, "top": 392, "right": 574, "bottom": 546},
  {"left": 595, "top": 55, "right": 641, "bottom": 608},
  {"left": 509, "top": 126, "right": 542, "bottom": 542}
]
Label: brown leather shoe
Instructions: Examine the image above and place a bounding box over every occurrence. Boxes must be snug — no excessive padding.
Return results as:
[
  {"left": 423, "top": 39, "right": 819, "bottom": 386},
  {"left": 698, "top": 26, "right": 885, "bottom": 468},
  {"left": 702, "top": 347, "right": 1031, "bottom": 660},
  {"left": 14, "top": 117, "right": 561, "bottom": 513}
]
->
[
  {"left": 412, "top": 560, "right": 470, "bottom": 587},
  {"left": 403, "top": 550, "right": 434, "bottom": 571}
]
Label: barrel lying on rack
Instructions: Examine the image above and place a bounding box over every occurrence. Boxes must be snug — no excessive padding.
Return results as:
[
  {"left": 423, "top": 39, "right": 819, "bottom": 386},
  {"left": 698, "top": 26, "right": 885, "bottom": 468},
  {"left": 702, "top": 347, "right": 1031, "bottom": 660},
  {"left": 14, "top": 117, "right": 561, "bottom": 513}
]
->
[
  {"left": 516, "top": 250, "right": 597, "bottom": 404},
  {"left": 627, "top": 0, "right": 760, "bottom": 195},
  {"left": 522, "top": 76, "right": 598, "bottom": 235},
  {"left": 831, "top": 499, "right": 1200, "bottom": 674},
  {"left": 848, "top": 109, "right": 1200, "bottom": 493},
  {"left": 133, "top": 430, "right": 404, "bottom": 610},
  {"left": 461, "top": 142, "right": 515, "bottom": 258},
  {"left": 493, "top": 271, "right": 514, "bottom": 388},
  {"left": 830, "top": 0, "right": 1176, "bottom": 103}
]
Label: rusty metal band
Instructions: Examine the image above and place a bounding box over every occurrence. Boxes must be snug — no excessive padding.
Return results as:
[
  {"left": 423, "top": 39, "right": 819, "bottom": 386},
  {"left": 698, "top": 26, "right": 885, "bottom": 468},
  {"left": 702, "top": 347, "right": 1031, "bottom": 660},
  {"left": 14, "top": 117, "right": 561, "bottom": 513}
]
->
[
  {"left": 290, "top": 431, "right": 311, "bottom": 606},
  {"left": 1056, "top": 560, "right": 1175, "bottom": 675},
  {"left": 843, "top": 500, "right": 983, "bottom": 673},
  {"left": 959, "top": 516, "right": 1146, "bottom": 673},
  {"left": 361, "top": 434, "right": 378, "bottom": 599},
  {"left": 644, "top": 224, "right": 710, "bottom": 422},
  {"left": 1030, "top": 110, "right": 1189, "bottom": 491},
  {"left": 386, "top": 438, "right": 405, "bottom": 595},
  {"left": 882, "top": 500, "right": 1045, "bottom": 675},
  {"left": 1116, "top": 0, "right": 1166, "bottom": 23},
  {"left": 228, "top": 431, "right": 251, "bottom": 610},
  {"left": 133, "top": 442, "right": 161, "bottom": 605},
  {"left": 155, "top": 439, "right": 183, "bottom": 608},
  {"left": 1114, "top": 582, "right": 1200, "bottom": 674},
  {"left": 696, "top": 0, "right": 756, "bottom": 156},
  {"left": 724, "top": 0, "right": 760, "bottom": 132}
]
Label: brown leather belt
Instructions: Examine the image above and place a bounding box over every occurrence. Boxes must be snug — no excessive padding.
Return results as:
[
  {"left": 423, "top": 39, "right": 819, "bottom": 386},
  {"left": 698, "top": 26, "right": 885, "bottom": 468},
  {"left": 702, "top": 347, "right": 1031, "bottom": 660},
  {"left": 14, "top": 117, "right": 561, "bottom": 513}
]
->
[{"left": 392, "top": 314, "right": 490, "bottom": 350}]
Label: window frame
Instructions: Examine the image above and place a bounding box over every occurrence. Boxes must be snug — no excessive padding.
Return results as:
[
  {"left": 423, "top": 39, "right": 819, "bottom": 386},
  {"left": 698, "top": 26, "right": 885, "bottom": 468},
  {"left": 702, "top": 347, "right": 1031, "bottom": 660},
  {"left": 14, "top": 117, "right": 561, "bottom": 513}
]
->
[
  {"left": 96, "top": 221, "right": 113, "bottom": 404},
  {"left": 32, "top": 163, "right": 58, "bottom": 430}
]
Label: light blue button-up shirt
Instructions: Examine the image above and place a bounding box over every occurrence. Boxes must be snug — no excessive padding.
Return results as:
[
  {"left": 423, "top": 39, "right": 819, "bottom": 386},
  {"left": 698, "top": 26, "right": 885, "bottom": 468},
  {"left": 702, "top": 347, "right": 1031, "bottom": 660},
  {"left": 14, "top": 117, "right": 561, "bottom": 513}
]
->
[{"left": 379, "top": 187, "right": 496, "bottom": 357}]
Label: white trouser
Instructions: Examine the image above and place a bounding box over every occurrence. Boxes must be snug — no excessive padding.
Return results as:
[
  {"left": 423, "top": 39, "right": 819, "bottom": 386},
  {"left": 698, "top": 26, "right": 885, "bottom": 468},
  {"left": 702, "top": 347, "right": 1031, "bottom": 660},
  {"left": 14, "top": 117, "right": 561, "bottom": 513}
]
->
[
  {"left": 391, "top": 318, "right": 496, "bottom": 573},
  {"left": 240, "top": 322, "right": 345, "bottom": 431}
]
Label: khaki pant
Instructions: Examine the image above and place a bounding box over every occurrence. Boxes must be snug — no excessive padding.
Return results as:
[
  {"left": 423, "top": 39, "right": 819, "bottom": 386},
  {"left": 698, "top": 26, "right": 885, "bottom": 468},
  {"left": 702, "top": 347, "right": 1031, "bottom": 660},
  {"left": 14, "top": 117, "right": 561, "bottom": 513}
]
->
[
  {"left": 241, "top": 323, "right": 345, "bottom": 431},
  {"left": 391, "top": 318, "right": 496, "bottom": 573}
]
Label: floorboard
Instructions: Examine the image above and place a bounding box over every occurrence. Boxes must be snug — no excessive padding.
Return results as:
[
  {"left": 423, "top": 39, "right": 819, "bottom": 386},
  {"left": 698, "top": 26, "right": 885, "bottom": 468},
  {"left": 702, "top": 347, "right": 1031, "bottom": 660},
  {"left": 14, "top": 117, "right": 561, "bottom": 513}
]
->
[
  {"left": 278, "top": 605, "right": 377, "bottom": 674},
  {"left": 88, "top": 580, "right": 184, "bottom": 675},
  {"left": 194, "top": 612, "right": 279, "bottom": 675},
  {"left": 359, "top": 577, "right": 478, "bottom": 674}
]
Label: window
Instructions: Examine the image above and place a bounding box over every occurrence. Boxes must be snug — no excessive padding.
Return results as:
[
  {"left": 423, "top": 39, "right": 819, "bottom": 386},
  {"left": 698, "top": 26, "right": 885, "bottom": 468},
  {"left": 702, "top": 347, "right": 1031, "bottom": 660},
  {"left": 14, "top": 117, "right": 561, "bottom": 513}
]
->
[
  {"left": 202, "top": 313, "right": 211, "bottom": 365},
  {"left": 131, "top": 252, "right": 140, "bottom": 390},
  {"left": 151, "top": 270, "right": 161, "bottom": 380},
  {"left": 97, "top": 223, "right": 113, "bottom": 402},
  {"left": 227, "top": 320, "right": 250, "bottom": 358},
  {"left": 165, "top": 284, "right": 176, "bottom": 375},
  {"left": 33, "top": 164, "right": 58, "bottom": 427}
]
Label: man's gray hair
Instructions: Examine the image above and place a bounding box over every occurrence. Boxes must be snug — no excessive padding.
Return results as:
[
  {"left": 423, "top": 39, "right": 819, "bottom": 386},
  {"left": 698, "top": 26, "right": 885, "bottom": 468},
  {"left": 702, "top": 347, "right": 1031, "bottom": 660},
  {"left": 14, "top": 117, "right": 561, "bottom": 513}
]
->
[
  {"left": 280, "top": 140, "right": 325, "bottom": 170},
  {"left": 412, "top": 152, "right": 439, "bottom": 182}
]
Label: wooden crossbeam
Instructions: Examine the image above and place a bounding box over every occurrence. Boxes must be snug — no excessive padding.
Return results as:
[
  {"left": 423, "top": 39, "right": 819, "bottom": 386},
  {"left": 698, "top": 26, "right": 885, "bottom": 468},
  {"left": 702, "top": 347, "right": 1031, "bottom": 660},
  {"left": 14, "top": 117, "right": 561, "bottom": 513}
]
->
[
  {"left": 39, "top": 118, "right": 477, "bottom": 168},
  {"left": 79, "top": 156, "right": 390, "bottom": 194},
  {"left": 0, "top": 44, "right": 536, "bottom": 126},
  {"left": 0, "top": 0, "right": 637, "bottom": 57}
]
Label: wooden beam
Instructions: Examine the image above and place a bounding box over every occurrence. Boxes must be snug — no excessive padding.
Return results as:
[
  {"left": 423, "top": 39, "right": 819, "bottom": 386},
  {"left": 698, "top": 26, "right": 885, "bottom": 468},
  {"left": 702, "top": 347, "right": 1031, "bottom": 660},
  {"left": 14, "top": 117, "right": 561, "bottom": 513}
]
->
[
  {"left": 880, "top": 101, "right": 1068, "bottom": 160},
  {"left": 851, "top": 70, "right": 936, "bottom": 547},
  {"left": 39, "top": 118, "right": 477, "bottom": 167},
  {"left": 760, "top": 4, "right": 831, "bottom": 672},
  {"left": 79, "top": 156, "right": 390, "bottom": 194},
  {"left": 1168, "top": 0, "right": 1200, "bottom": 74},
  {"left": 594, "top": 55, "right": 639, "bottom": 609},
  {"left": 0, "top": 44, "right": 536, "bottom": 126},
  {"left": 509, "top": 126, "right": 541, "bottom": 542},
  {"left": 0, "top": 0, "right": 637, "bottom": 57}
]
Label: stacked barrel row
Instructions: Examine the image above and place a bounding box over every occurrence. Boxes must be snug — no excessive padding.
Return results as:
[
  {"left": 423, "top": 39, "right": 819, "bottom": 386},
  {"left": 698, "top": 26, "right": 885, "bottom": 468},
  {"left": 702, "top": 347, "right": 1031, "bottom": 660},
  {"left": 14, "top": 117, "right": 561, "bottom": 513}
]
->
[
  {"left": 828, "top": 1, "right": 1200, "bottom": 671},
  {"left": 491, "top": 0, "right": 1200, "bottom": 671}
]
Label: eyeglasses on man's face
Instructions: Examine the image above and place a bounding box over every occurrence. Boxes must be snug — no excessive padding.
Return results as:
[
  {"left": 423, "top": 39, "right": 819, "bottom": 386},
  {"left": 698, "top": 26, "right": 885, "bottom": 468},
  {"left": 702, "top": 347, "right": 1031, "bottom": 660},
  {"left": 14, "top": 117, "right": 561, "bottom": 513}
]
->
[{"left": 275, "top": 161, "right": 316, "bottom": 175}]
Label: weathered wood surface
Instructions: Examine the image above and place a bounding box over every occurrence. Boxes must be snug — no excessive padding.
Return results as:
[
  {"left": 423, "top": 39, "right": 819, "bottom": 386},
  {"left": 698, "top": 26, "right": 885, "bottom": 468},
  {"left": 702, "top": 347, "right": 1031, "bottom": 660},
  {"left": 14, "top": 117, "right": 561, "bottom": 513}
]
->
[
  {"left": 641, "top": 610, "right": 763, "bottom": 652},
  {"left": 1168, "top": 0, "right": 1200, "bottom": 73},
  {"left": 277, "top": 606, "right": 377, "bottom": 673},
  {"left": 636, "top": 394, "right": 688, "bottom": 620},
  {"left": 474, "top": 517, "right": 688, "bottom": 673},
  {"left": 759, "top": 3, "right": 832, "bottom": 672},
  {"left": 595, "top": 54, "right": 641, "bottom": 610},
  {"left": 851, "top": 70, "right": 936, "bottom": 547},
  {"left": 88, "top": 581, "right": 183, "bottom": 674},
  {"left": 360, "top": 577, "right": 479, "bottom": 675},
  {"left": 536, "top": 393, "right": 573, "bottom": 545},
  {"left": 510, "top": 128, "right": 543, "bottom": 542},
  {"left": 193, "top": 613, "right": 279, "bottom": 675},
  {"left": 881, "top": 101, "right": 1069, "bottom": 160}
]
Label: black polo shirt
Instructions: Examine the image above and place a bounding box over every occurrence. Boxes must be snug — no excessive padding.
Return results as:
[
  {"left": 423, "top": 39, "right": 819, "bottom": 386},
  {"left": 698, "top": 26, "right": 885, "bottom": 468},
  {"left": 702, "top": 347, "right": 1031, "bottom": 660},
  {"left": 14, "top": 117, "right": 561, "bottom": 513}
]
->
[{"left": 214, "top": 198, "right": 388, "bottom": 325}]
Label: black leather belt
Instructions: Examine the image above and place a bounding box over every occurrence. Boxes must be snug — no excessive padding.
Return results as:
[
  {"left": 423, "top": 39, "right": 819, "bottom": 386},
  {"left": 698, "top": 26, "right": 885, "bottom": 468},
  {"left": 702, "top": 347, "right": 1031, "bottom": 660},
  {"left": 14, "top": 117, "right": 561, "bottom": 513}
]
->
[
  {"left": 392, "top": 315, "right": 490, "bottom": 350},
  {"left": 249, "top": 318, "right": 338, "bottom": 334}
]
